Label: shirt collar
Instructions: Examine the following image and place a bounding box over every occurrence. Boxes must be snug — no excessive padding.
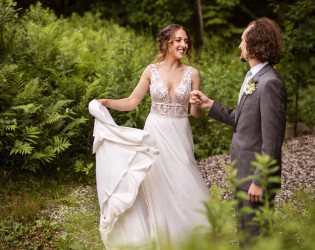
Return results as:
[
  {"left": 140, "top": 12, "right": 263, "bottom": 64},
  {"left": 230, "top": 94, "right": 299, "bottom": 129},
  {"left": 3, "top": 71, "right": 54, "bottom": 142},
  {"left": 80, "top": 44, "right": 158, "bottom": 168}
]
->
[{"left": 250, "top": 62, "right": 268, "bottom": 76}]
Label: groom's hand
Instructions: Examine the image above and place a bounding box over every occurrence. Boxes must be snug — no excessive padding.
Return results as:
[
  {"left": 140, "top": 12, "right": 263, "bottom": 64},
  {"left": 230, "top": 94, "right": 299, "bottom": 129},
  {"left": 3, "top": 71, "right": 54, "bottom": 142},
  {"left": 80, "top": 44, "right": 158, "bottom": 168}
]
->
[
  {"left": 190, "top": 90, "right": 214, "bottom": 109},
  {"left": 248, "top": 182, "right": 264, "bottom": 203}
]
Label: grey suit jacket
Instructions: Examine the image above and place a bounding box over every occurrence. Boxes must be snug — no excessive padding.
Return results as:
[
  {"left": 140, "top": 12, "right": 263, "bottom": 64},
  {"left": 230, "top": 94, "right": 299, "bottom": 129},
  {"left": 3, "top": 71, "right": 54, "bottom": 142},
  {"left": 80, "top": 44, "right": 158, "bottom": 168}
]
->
[{"left": 208, "top": 64, "right": 287, "bottom": 191}]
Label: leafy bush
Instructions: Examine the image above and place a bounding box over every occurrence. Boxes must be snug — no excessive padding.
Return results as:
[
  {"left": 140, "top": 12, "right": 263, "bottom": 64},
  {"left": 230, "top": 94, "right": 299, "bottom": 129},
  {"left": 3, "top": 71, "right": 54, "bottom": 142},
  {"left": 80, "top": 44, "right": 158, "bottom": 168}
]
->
[
  {"left": 270, "top": 0, "right": 315, "bottom": 132},
  {"left": 0, "top": 1, "right": 156, "bottom": 175},
  {"left": 175, "top": 155, "right": 315, "bottom": 250}
]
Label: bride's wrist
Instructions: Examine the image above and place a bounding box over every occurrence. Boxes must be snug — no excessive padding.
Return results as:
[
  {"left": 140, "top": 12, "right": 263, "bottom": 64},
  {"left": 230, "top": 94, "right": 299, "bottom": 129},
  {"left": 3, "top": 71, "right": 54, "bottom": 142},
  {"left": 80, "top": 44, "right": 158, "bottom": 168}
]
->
[{"left": 99, "top": 99, "right": 107, "bottom": 107}]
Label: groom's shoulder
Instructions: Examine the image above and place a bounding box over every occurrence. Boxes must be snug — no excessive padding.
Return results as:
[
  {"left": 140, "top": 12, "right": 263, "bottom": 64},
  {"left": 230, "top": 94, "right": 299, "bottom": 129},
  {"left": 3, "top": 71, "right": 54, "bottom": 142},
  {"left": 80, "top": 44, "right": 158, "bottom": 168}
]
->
[
  {"left": 258, "top": 68, "right": 286, "bottom": 97},
  {"left": 260, "top": 67, "right": 284, "bottom": 85}
]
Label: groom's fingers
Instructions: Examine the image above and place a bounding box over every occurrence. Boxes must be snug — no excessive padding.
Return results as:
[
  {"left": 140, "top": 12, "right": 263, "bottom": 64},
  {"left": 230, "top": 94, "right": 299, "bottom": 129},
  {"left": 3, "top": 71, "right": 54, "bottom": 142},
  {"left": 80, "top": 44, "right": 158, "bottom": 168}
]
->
[
  {"left": 248, "top": 193, "right": 259, "bottom": 202},
  {"left": 190, "top": 96, "right": 199, "bottom": 104},
  {"left": 191, "top": 90, "right": 203, "bottom": 98}
]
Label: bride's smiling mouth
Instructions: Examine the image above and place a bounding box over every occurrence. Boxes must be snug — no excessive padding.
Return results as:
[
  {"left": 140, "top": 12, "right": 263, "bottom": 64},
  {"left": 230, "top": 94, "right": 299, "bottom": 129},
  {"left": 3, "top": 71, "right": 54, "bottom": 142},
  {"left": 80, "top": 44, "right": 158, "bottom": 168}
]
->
[{"left": 178, "top": 48, "right": 186, "bottom": 55}]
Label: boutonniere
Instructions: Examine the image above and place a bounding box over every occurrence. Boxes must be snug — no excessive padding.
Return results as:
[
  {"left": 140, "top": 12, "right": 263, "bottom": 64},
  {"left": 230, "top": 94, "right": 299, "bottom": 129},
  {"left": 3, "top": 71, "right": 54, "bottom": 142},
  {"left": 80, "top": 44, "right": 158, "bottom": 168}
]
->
[{"left": 244, "top": 77, "right": 258, "bottom": 95}]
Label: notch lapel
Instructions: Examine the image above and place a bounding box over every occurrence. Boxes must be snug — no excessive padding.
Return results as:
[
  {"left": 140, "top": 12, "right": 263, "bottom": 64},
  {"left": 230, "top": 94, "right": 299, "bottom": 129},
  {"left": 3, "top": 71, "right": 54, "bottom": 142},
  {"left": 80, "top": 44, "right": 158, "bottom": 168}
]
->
[
  {"left": 233, "top": 64, "right": 273, "bottom": 130},
  {"left": 234, "top": 94, "right": 248, "bottom": 129}
]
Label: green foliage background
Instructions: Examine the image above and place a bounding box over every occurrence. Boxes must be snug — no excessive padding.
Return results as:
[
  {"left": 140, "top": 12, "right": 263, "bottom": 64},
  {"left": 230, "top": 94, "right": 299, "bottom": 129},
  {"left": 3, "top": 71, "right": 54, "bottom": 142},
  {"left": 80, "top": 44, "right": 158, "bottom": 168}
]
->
[
  {"left": 0, "top": 2, "right": 157, "bottom": 177},
  {"left": 0, "top": 0, "right": 314, "bottom": 177}
]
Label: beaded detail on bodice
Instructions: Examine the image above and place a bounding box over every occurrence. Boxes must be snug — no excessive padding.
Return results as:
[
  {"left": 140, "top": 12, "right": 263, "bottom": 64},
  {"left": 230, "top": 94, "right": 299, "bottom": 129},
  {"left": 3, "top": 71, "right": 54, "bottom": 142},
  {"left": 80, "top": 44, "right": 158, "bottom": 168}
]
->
[{"left": 149, "top": 64, "right": 192, "bottom": 118}]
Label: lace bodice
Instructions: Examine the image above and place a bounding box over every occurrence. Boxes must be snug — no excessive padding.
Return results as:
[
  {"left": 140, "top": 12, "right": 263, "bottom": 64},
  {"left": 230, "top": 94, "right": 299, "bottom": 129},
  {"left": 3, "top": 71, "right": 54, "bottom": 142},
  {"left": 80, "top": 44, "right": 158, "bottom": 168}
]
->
[{"left": 149, "top": 64, "right": 192, "bottom": 118}]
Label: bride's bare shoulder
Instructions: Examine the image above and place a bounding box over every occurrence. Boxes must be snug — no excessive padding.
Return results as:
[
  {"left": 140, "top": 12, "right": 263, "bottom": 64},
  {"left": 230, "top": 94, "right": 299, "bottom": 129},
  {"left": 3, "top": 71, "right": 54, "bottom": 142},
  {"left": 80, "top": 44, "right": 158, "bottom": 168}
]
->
[
  {"left": 140, "top": 64, "right": 153, "bottom": 81},
  {"left": 190, "top": 66, "right": 200, "bottom": 77}
]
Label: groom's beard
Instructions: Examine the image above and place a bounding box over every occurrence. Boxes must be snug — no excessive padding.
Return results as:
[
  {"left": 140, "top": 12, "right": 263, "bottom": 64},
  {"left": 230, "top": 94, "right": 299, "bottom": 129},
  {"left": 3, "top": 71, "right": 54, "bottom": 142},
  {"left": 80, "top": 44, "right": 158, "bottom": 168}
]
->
[
  {"left": 240, "top": 52, "right": 249, "bottom": 62},
  {"left": 240, "top": 54, "right": 247, "bottom": 62}
]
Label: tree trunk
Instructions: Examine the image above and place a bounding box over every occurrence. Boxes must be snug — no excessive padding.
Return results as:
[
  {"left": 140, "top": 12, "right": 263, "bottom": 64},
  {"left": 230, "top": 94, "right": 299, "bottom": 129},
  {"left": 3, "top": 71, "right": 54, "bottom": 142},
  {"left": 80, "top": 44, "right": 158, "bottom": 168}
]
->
[
  {"left": 294, "top": 91, "right": 298, "bottom": 137},
  {"left": 196, "top": 0, "right": 205, "bottom": 45}
]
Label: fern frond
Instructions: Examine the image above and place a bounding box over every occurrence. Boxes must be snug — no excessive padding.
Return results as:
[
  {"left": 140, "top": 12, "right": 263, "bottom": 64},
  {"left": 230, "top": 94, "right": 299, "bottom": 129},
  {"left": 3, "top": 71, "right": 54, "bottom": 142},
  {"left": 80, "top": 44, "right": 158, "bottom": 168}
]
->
[
  {"left": 10, "top": 140, "right": 34, "bottom": 155},
  {"left": 30, "top": 151, "right": 56, "bottom": 164},
  {"left": 23, "top": 126, "right": 41, "bottom": 144},
  {"left": 11, "top": 103, "right": 42, "bottom": 114},
  {"left": 51, "top": 136, "right": 71, "bottom": 153},
  {"left": 41, "top": 112, "right": 65, "bottom": 125},
  {"left": 80, "top": 79, "right": 103, "bottom": 106},
  {"left": 74, "top": 160, "right": 94, "bottom": 175},
  {"left": 74, "top": 160, "right": 84, "bottom": 172},
  {"left": 62, "top": 116, "right": 87, "bottom": 133},
  {"left": 17, "top": 78, "right": 42, "bottom": 102},
  {"left": 8, "top": 72, "right": 27, "bottom": 94},
  {"left": 4, "top": 124, "right": 17, "bottom": 131},
  {"left": 46, "top": 100, "right": 73, "bottom": 114}
]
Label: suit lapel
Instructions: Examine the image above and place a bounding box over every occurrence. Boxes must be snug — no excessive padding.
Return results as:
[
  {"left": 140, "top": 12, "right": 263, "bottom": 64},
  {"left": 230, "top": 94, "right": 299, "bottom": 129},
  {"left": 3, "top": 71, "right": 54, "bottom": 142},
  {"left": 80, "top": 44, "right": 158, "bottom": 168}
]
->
[
  {"left": 234, "top": 64, "right": 273, "bottom": 130},
  {"left": 234, "top": 94, "right": 248, "bottom": 128}
]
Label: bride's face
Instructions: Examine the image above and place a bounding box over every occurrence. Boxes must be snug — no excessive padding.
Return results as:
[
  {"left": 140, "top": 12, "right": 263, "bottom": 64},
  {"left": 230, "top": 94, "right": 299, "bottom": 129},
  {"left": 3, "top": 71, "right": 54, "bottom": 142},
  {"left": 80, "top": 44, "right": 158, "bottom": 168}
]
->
[{"left": 168, "top": 28, "right": 188, "bottom": 60}]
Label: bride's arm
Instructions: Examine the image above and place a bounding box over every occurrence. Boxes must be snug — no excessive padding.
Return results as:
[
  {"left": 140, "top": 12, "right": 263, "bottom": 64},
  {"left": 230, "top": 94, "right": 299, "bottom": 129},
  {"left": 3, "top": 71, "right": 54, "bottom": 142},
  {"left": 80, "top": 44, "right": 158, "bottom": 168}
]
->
[
  {"left": 99, "top": 66, "right": 151, "bottom": 111},
  {"left": 190, "top": 68, "right": 203, "bottom": 118}
]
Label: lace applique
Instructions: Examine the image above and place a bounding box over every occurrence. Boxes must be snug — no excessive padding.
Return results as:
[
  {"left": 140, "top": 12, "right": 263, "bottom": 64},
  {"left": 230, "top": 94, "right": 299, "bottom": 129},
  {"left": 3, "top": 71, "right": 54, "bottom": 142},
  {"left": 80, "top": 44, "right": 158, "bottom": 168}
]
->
[{"left": 149, "top": 64, "right": 192, "bottom": 118}]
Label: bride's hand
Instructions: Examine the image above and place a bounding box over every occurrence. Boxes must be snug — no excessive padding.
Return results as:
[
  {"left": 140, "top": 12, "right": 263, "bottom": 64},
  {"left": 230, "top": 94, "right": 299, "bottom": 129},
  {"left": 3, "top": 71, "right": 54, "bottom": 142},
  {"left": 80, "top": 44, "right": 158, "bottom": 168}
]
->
[
  {"left": 190, "top": 90, "right": 214, "bottom": 109},
  {"left": 190, "top": 90, "right": 202, "bottom": 104},
  {"left": 98, "top": 99, "right": 107, "bottom": 106}
]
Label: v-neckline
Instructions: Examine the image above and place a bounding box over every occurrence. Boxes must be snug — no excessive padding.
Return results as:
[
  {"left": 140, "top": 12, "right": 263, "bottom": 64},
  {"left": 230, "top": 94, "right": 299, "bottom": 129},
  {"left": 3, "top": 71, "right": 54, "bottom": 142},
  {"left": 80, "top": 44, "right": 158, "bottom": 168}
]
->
[{"left": 154, "top": 65, "right": 190, "bottom": 102}]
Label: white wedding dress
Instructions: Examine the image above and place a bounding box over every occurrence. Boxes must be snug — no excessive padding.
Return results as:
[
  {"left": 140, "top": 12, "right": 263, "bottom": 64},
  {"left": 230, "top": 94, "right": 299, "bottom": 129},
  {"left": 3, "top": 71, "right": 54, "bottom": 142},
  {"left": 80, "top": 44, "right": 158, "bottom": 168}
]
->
[{"left": 89, "top": 64, "right": 210, "bottom": 249}]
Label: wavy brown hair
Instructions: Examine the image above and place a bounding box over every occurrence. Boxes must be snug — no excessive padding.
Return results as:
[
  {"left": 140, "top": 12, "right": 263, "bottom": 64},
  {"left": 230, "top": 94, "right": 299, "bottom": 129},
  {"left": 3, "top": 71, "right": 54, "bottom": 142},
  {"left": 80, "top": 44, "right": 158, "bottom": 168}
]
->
[
  {"left": 154, "top": 24, "right": 194, "bottom": 64},
  {"left": 246, "top": 17, "right": 282, "bottom": 65}
]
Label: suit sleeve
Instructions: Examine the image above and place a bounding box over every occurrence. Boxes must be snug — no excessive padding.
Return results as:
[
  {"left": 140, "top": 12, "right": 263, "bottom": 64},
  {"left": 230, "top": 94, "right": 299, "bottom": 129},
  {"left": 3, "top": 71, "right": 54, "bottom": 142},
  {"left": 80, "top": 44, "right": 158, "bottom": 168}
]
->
[
  {"left": 208, "top": 101, "right": 236, "bottom": 127},
  {"left": 253, "top": 78, "right": 287, "bottom": 185}
]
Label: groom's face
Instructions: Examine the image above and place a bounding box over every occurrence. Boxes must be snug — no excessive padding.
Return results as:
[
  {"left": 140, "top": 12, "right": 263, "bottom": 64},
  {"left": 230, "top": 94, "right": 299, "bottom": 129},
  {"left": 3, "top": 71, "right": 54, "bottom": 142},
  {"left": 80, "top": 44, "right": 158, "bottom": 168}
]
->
[{"left": 239, "top": 26, "right": 252, "bottom": 62}]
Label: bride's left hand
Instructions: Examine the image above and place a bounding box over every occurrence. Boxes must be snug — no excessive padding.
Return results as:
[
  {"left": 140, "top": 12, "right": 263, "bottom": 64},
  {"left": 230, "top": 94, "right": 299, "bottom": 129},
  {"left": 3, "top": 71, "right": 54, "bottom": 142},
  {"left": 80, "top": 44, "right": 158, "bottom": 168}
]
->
[
  {"left": 98, "top": 99, "right": 107, "bottom": 106},
  {"left": 190, "top": 90, "right": 201, "bottom": 105}
]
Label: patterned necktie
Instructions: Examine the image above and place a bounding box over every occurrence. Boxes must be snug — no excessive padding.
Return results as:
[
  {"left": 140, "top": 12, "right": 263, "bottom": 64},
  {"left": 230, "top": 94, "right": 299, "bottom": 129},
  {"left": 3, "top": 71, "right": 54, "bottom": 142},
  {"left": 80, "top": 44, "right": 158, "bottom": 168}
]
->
[{"left": 238, "top": 70, "right": 252, "bottom": 104}]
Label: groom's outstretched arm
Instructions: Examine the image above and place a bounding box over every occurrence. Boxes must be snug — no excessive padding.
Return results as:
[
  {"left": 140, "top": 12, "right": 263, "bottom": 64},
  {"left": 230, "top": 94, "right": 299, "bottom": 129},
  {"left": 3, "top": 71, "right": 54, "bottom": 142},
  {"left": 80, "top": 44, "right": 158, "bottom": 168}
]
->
[
  {"left": 208, "top": 102, "right": 236, "bottom": 127},
  {"left": 190, "top": 90, "right": 235, "bottom": 126}
]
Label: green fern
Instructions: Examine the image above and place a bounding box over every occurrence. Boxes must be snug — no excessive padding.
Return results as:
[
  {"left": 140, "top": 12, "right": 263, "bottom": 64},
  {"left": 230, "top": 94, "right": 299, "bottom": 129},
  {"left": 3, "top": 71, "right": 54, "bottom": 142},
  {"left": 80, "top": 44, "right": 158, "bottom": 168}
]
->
[
  {"left": 10, "top": 140, "right": 34, "bottom": 155},
  {"left": 41, "top": 112, "right": 65, "bottom": 125},
  {"left": 3, "top": 124, "right": 17, "bottom": 131},
  {"left": 46, "top": 100, "right": 73, "bottom": 114},
  {"left": 7, "top": 72, "right": 27, "bottom": 94},
  {"left": 17, "top": 78, "right": 42, "bottom": 103},
  {"left": 11, "top": 103, "right": 42, "bottom": 114},
  {"left": 30, "top": 151, "right": 56, "bottom": 164},
  {"left": 80, "top": 79, "right": 103, "bottom": 107},
  {"left": 62, "top": 116, "right": 87, "bottom": 133},
  {"left": 74, "top": 160, "right": 94, "bottom": 176},
  {"left": 23, "top": 126, "right": 41, "bottom": 144},
  {"left": 50, "top": 136, "right": 71, "bottom": 153}
]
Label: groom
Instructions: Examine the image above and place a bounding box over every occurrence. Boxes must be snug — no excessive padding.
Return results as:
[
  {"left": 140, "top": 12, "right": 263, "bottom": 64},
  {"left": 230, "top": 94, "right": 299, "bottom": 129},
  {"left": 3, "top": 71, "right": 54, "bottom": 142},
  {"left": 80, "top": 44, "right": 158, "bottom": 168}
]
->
[{"left": 191, "top": 17, "right": 287, "bottom": 243}]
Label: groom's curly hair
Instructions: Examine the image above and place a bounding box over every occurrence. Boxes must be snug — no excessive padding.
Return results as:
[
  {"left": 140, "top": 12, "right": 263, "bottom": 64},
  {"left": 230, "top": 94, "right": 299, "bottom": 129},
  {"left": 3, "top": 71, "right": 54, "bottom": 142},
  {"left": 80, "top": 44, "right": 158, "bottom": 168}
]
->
[{"left": 246, "top": 18, "right": 282, "bottom": 65}]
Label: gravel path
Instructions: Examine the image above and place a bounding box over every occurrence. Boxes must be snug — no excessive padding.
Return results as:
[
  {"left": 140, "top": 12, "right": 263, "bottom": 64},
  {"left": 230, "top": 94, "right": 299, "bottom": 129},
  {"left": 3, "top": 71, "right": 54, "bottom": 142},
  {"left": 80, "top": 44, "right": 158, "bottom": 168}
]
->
[
  {"left": 197, "top": 133, "right": 315, "bottom": 203},
  {"left": 49, "top": 134, "right": 315, "bottom": 225}
]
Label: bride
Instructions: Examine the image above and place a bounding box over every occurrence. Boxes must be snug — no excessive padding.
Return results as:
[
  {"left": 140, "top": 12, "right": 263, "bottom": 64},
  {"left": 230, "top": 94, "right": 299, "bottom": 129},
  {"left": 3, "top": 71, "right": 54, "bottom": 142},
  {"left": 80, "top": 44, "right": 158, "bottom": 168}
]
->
[{"left": 94, "top": 24, "right": 210, "bottom": 248}]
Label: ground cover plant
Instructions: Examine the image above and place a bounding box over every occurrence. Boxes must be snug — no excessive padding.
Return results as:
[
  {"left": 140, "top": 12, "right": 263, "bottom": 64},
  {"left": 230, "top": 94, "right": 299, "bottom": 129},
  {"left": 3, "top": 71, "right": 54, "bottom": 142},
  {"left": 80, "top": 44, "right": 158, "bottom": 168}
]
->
[{"left": 1, "top": 153, "right": 314, "bottom": 249}]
